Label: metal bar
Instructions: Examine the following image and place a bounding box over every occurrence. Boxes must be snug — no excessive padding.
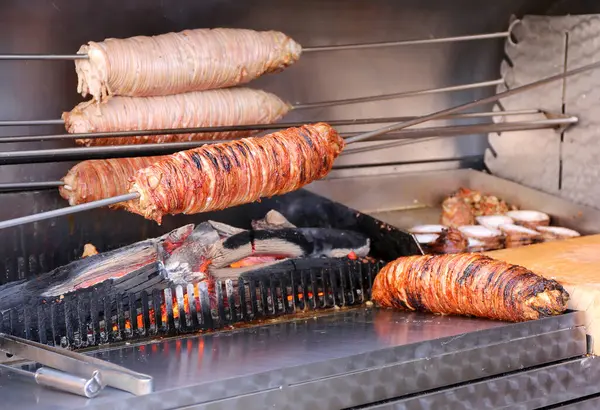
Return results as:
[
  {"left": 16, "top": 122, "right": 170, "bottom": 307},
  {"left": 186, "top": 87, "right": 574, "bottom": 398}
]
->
[
  {"left": 0, "top": 364, "right": 103, "bottom": 398},
  {"left": 0, "top": 141, "right": 229, "bottom": 165},
  {"left": 345, "top": 60, "right": 600, "bottom": 144},
  {"left": 293, "top": 79, "right": 504, "bottom": 109},
  {"left": 0, "top": 29, "right": 513, "bottom": 61},
  {"left": 0, "top": 181, "right": 64, "bottom": 193},
  {"left": 0, "top": 193, "right": 139, "bottom": 230},
  {"left": 0, "top": 54, "right": 87, "bottom": 60},
  {"left": 341, "top": 117, "right": 577, "bottom": 142},
  {"left": 0, "top": 109, "right": 541, "bottom": 131},
  {"left": 0, "top": 118, "right": 572, "bottom": 165},
  {"left": 0, "top": 119, "right": 65, "bottom": 126},
  {"left": 303, "top": 31, "right": 509, "bottom": 52}
]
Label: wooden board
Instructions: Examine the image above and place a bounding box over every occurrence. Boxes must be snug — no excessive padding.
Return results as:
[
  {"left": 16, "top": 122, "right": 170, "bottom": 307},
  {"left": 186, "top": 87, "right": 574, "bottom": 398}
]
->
[{"left": 486, "top": 234, "right": 600, "bottom": 353}]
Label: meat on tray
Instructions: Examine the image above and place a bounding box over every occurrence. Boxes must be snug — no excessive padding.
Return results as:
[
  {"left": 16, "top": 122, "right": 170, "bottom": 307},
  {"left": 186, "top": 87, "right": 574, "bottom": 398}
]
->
[
  {"left": 123, "top": 122, "right": 344, "bottom": 223},
  {"left": 63, "top": 88, "right": 290, "bottom": 146},
  {"left": 60, "top": 156, "right": 165, "bottom": 206},
  {"left": 372, "top": 253, "right": 569, "bottom": 322},
  {"left": 75, "top": 28, "right": 302, "bottom": 102}
]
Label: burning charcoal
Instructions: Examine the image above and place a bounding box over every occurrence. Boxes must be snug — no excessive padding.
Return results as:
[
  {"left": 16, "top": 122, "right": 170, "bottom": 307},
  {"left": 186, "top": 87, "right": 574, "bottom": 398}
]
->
[
  {"left": 251, "top": 210, "right": 297, "bottom": 230},
  {"left": 207, "top": 220, "right": 246, "bottom": 238},
  {"left": 208, "top": 228, "right": 370, "bottom": 278}
]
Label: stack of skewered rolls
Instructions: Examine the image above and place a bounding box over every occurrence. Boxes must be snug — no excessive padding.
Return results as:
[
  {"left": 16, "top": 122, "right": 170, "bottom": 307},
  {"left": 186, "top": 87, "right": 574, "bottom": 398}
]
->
[
  {"left": 64, "top": 27, "right": 302, "bottom": 146},
  {"left": 59, "top": 27, "right": 345, "bottom": 218}
]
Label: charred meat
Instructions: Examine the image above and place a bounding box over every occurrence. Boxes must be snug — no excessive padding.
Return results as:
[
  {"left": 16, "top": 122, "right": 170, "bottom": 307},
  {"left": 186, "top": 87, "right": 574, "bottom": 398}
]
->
[
  {"left": 372, "top": 254, "right": 569, "bottom": 322},
  {"left": 124, "top": 123, "right": 344, "bottom": 223}
]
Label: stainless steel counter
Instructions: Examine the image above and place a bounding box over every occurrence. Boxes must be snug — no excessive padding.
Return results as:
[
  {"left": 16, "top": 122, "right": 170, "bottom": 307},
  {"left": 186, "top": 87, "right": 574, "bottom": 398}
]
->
[{"left": 0, "top": 308, "right": 587, "bottom": 410}]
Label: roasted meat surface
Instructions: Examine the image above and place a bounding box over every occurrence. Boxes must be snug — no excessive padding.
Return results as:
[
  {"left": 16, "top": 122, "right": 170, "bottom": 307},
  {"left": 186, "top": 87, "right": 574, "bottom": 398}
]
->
[
  {"left": 124, "top": 123, "right": 345, "bottom": 223},
  {"left": 372, "top": 254, "right": 569, "bottom": 322},
  {"left": 60, "top": 156, "right": 164, "bottom": 206},
  {"left": 63, "top": 88, "right": 290, "bottom": 146},
  {"left": 75, "top": 28, "right": 302, "bottom": 102}
]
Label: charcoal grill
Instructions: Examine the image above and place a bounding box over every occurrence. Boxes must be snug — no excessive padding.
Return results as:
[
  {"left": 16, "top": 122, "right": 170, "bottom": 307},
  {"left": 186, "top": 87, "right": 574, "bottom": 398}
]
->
[{"left": 2, "top": 0, "right": 600, "bottom": 409}]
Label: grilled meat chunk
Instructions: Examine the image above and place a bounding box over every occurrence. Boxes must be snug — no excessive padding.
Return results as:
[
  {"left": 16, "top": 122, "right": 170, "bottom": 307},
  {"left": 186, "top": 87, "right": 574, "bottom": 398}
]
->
[
  {"left": 64, "top": 88, "right": 290, "bottom": 146},
  {"left": 124, "top": 123, "right": 345, "bottom": 223},
  {"left": 372, "top": 254, "right": 569, "bottom": 322},
  {"left": 60, "top": 156, "right": 164, "bottom": 206},
  {"left": 428, "top": 227, "right": 468, "bottom": 254},
  {"left": 75, "top": 28, "right": 302, "bottom": 102}
]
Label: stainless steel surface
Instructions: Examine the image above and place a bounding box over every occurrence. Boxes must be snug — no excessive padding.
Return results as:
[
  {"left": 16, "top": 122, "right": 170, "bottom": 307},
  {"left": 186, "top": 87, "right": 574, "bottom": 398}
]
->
[
  {"left": 0, "top": 333, "right": 153, "bottom": 396},
  {"left": 364, "top": 356, "right": 600, "bottom": 410},
  {"left": 0, "top": 308, "right": 586, "bottom": 410},
  {"left": 307, "top": 168, "right": 600, "bottom": 234},
  {"left": 0, "top": 364, "right": 103, "bottom": 398},
  {"left": 293, "top": 79, "right": 503, "bottom": 109},
  {"left": 344, "top": 59, "right": 600, "bottom": 144},
  {"left": 0, "top": 193, "right": 139, "bottom": 230},
  {"left": 0, "top": 28, "right": 514, "bottom": 59}
]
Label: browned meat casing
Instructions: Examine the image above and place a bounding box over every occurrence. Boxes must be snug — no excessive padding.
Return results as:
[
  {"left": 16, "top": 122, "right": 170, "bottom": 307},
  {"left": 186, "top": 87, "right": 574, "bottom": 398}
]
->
[
  {"left": 60, "top": 156, "right": 164, "bottom": 206},
  {"left": 124, "top": 123, "right": 345, "bottom": 223},
  {"left": 75, "top": 28, "right": 302, "bottom": 102},
  {"left": 372, "top": 254, "right": 569, "bottom": 322},
  {"left": 428, "top": 228, "right": 468, "bottom": 254},
  {"left": 63, "top": 88, "right": 291, "bottom": 146}
]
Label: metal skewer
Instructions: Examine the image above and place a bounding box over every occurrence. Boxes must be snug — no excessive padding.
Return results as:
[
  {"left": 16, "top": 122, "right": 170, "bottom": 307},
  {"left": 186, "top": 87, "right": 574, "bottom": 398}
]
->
[
  {"left": 1, "top": 116, "right": 574, "bottom": 192},
  {"left": 0, "top": 58, "right": 595, "bottom": 231},
  {"left": 0, "top": 117, "right": 575, "bottom": 165},
  {"left": 0, "top": 109, "right": 541, "bottom": 128},
  {"left": 0, "top": 27, "right": 516, "bottom": 61},
  {"left": 0, "top": 109, "right": 548, "bottom": 146}
]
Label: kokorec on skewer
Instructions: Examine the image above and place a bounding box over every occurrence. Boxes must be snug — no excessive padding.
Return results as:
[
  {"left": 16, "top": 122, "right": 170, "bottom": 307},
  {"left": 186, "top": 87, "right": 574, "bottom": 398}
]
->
[
  {"left": 63, "top": 88, "right": 290, "bottom": 146},
  {"left": 371, "top": 253, "right": 569, "bottom": 322},
  {"left": 123, "top": 122, "right": 344, "bottom": 223},
  {"left": 75, "top": 28, "right": 302, "bottom": 102},
  {"left": 60, "top": 156, "right": 165, "bottom": 206}
]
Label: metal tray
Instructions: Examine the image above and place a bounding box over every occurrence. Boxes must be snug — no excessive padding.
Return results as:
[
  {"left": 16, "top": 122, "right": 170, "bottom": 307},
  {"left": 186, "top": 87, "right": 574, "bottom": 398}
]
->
[{"left": 308, "top": 168, "right": 600, "bottom": 235}]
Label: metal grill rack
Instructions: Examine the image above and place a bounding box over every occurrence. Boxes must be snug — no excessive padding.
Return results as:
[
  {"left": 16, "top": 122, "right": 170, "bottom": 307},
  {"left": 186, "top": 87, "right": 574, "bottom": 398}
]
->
[{"left": 0, "top": 259, "right": 382, "bottom": 348}]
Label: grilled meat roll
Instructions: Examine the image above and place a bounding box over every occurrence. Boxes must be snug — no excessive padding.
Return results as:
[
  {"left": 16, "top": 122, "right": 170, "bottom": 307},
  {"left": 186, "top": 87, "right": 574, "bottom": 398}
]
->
[
  {"left": 75, "top": 28, "right": 302, "bottom": 102},
  {"left": 124, "top": 123, "right": 345, "bottom": 223},
  {"left": 63, "top": 88, "right": 291, "bottom": 146},
  {"left": 60, "top": 156, "right": 164, "bottom": 206},
  {"left": 372, "top": 254, "right": 569, "bottom": 322}
]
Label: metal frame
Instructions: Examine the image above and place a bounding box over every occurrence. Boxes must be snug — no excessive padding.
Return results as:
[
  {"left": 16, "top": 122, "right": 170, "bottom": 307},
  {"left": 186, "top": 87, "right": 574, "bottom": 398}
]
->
[{"left": 0, "top": 309, "right": 586, "bottom": 410}]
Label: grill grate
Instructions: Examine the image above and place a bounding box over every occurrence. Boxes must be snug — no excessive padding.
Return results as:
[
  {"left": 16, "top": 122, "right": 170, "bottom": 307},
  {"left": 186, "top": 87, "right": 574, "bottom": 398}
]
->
[{"left": 0, "top": 258, "right": 383, "bottom": 349}]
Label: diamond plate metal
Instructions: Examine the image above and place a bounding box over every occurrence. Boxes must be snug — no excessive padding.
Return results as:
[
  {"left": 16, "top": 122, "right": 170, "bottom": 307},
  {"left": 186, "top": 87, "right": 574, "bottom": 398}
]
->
[
  {"left": 362, "top": 356, "right": 600, "bottom": 410},
  {"left": 486, "top": 14, "right": 600, "bottom": 208}
]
